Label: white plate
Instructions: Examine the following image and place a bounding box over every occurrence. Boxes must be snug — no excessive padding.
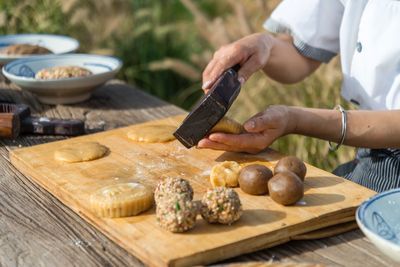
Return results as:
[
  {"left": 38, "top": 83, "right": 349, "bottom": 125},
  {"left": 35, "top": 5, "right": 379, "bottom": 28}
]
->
[
  {"left": 2, "top": 54, "right": 122, "bottom": 104},
  {"left": 356, "top": 188, "right": 400, "bottom": 263},
  {"left": 0, "top": 34, "right": 79, "bottom": 65}
]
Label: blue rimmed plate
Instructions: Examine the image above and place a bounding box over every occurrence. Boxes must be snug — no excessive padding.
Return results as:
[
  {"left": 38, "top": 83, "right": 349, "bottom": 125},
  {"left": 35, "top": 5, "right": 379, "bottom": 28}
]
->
[
  {"left": 2, "top": 54, "right": 122, "bottom": 104},
  {"left": 356, "top": 188, "right": 400, "bottom": 262},
  {"left": 0, "top": 34, "right": 79, "bottom": 65}
]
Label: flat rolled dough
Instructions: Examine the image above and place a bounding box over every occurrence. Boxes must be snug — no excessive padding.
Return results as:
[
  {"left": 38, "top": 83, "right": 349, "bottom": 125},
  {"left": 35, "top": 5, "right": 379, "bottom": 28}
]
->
[
  {"left": 54, "top": 142, "right": 108, "bottom": 163},
  {"left": 127, "top": 125, "right": 176, "bottom": 143},
  {"left": 81, "top": 163, "right": 134, "bottom": 179}
]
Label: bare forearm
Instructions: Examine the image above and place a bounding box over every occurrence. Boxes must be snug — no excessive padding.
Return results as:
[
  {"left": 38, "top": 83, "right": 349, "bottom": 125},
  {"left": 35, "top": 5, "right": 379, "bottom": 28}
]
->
[
  {"left": 289, "top": 107, "right": 400, "bottom": 148},
  {"left": 263, "top": 35, "right": 321, "bottom": 84}
]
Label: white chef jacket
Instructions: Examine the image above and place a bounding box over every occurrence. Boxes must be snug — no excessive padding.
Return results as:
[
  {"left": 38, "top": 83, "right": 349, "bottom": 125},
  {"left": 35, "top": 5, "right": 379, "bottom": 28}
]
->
[{"left": 264, "top": 0, "right": 400, "bottom": 110}]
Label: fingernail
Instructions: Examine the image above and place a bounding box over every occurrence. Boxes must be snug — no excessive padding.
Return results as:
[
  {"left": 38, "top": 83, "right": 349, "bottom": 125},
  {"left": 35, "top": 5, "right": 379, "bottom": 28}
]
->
[
  {"left": 202, "top": 80, "right": 211, "bottom": 89},
  {"left": 245, "top": 120, "right": 255, "bottom": 130},
  {"left": 238, "top": 76, "right": 245, "bottom": 85},
  {"left": 197, "top": 140, "right": 204, "bottom": 147},
  {"left": 209, "top": 134, "right": 218, "bottom": 141}
]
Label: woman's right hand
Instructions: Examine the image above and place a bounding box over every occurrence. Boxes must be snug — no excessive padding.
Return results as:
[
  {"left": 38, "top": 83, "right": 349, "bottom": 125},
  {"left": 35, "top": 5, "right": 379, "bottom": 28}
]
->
[{"left": 202, "top": 33, "right": 275, "bottom": 91}]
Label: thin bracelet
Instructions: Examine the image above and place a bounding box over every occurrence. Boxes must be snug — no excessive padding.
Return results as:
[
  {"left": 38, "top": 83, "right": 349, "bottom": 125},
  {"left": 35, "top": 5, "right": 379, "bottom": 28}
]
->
[{"left": 329, "top": 105, "right": 347, "bottom": 151}]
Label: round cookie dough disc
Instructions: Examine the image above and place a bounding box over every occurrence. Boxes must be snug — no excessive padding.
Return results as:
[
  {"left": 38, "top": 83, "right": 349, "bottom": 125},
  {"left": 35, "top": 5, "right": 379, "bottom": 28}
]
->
[
  {"left": 54, "top": 142, "right": 108, "bottom": 163},
  {"left": 127, "top": 125, "right": 177, "bottom": 143},
  {"left": 90, "top": 182, "right": 153, "bottom": 218}
]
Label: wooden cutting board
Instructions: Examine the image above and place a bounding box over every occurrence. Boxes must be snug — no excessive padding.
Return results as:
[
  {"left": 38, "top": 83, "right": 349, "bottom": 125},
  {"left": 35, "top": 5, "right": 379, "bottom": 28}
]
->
[{"left": 10, "top": 115, "right": 375, "bottom": 267}]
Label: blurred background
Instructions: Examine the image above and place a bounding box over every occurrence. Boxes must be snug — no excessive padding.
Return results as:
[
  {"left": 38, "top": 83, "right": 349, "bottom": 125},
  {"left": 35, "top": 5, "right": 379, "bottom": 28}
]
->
[{"left": 0, "top": 0, "right": 355, "bottom": 171}]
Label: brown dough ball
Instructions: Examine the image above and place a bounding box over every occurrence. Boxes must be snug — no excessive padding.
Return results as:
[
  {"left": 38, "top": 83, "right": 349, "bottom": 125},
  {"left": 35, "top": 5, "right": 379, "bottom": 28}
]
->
[
  {"left": 238, "top": 164, "right": 273, "bottom": 195},
  {"left": 268, "top": 171, "right": 304, "bottom": 206},
  {"left": 274, "top": 156, "right": 307, "bottom": 181}
]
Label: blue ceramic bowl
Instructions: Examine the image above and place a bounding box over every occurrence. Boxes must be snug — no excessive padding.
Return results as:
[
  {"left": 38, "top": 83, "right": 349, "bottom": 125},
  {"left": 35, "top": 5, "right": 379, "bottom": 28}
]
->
[
  {"left": 2, "top": 54, "right": 122, "bottom": 104},
  {"left": 0, "top": 34, "right": 79, "bottom": 64},
  {"left": 356, "top": 188, "right": 400, "bottom": 262}
]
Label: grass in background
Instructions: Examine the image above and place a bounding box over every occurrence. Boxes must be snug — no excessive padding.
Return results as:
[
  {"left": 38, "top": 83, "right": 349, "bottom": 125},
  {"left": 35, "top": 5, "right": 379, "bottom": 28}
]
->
[{"left": 0, "top": 0, "right": 355, "bottom": 171}]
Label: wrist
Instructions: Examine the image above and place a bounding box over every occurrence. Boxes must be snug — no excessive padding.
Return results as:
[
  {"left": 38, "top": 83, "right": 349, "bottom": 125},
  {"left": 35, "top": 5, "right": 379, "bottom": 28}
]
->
[
  {"left": 261, "top": 33, "right": 275, "bottom": 58},
  {"left": 285, "top": 106, "right": 299, "bottom": 135}
]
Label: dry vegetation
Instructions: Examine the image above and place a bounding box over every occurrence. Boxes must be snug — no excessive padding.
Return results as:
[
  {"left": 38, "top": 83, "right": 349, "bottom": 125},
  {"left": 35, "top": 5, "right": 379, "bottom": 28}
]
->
[{"left": 0, "top": 0, "right": 355, "bottom": 171}]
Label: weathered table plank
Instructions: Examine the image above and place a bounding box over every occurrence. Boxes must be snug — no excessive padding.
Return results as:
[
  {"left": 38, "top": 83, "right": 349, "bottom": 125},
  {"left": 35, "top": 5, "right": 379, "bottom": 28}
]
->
[{"left": 0, "top": 79, "right": 397, "bottom": 267}]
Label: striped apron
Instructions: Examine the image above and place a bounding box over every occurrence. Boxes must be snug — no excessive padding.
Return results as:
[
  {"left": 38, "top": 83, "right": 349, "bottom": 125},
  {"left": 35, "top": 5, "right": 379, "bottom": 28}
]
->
[{"left": 333, "top": 148, "right": 400, "bottom": 193}]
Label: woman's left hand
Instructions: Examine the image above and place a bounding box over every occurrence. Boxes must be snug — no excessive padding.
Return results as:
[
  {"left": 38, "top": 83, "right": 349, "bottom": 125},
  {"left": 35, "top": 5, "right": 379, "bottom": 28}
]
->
[{"left": 197, "top": 105, "right": 296, "bottom": 154}]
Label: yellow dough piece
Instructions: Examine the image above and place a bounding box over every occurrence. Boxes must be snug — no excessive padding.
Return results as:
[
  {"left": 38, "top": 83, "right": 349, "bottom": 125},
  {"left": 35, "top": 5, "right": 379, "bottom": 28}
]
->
[
  {"left": 210, "top": 161, "right": 242, "bottom": 188},
  {"left": 210, "top": 117, "right": 244, "bottom": 134},
  {"left": 127, "top": 116, "right": 241, "bottom": 144},
  {"left": 90, "top": 182, "right": 153, "bottom": 218},
  {"left": 54, "top": 142, "right": 108, "bottom": 163},
  {"left": 127, "top": 125, "right": 176, "bottom": 143}
]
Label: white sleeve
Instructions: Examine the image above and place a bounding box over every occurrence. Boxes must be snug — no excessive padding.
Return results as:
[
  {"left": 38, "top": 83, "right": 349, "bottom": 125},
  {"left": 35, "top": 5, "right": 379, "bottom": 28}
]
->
[{"left": 264, "top": 0, "right": 344, "bottom": 63}]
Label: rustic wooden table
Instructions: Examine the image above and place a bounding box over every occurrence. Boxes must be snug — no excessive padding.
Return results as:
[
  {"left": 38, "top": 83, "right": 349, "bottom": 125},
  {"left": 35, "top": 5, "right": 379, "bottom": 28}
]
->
[{"left": 0, "top": 78, "right": 397, "bottom": 267}]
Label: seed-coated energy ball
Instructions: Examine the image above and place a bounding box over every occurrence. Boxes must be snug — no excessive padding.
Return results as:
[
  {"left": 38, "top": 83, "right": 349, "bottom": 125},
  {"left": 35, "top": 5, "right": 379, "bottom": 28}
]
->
[
  {"left": 154, "top": 177, "right": 193, "bottom": 204},
  {"left": 156, "top": 195, "right": 198, "bottom": 233},
  {"left": 200, "top": 187, "right": 242, "bottom": 225}
]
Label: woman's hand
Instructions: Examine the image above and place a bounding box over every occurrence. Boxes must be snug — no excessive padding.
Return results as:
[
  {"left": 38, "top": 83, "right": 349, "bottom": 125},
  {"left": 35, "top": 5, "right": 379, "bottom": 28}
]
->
[
  {"left": 197, "top": 105, "right": 296, "bottom": 153},
  {"left": 202, "top": 33, "right": 275, "bottom": 91}
]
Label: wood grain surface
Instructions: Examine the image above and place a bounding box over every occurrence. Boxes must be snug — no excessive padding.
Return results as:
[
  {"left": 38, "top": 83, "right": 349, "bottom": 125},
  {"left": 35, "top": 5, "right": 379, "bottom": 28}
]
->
[
  {"left": 10, "top": 113, "right": 375, "bottom": 266},
  {"left": 1, "top": 78, "right": 398, "bottom": 267}
]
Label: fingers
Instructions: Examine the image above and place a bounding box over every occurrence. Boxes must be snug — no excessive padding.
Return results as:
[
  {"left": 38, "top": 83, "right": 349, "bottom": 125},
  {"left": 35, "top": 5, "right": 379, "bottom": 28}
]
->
[
  {"left": 202, "top": 43, "right": 249, "bottom": 90},
  {"left": 198, "top": 133, "right": 273, "bottom": 154},
  {"left": 198, "top": 139, "right": 259, "bottom": 153},
  {"left": 210, "top": 132, "right": 271, "bottom": 152},
  {"left": 202, "top": 34, "right": 273, "bottom": 91},
  {"left": 202, "top": 59, "right": 218, "bottom": 90},
  {"left": 237, "top": 55, "right": 264, "bottom": 82},
  {"left": 202, "top": 55, "right": 244, "bottom": 90},
  {"left": 197, "top": 138, "right": 236, "bottom": 152},
  {"left": 244, "top": 112, "right": 272, "bottom": 133}
]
